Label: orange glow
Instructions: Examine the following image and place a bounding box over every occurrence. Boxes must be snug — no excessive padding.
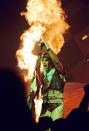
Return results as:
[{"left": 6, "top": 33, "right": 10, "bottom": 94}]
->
[{"left": 16, "top": 0, "right": 69, "bottom": 83}]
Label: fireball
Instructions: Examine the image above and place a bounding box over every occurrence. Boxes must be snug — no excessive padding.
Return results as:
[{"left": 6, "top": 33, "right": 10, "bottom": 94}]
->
[{"left": 16, "top": 0, "right": 69, "bottom": 84}]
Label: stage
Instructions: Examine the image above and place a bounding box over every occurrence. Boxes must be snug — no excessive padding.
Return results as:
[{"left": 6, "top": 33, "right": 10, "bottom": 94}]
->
[{"left": 64, "top": 82, "right": 85, "bottom": 117}]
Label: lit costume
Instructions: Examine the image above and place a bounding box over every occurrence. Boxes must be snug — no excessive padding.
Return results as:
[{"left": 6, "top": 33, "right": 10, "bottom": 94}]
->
[{"left": 29, "top": 42, "right": 65, "bottom": 121}]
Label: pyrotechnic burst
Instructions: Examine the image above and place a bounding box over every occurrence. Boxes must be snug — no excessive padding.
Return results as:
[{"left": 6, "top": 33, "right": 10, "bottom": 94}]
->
[{"left": 16, "top": 0, "right": 69, "bottom": 84}]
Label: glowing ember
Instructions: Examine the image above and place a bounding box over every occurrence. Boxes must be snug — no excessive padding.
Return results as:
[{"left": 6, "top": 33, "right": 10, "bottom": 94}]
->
[{"left": 16, "top": 0, "right": 69, "bottom": 83}]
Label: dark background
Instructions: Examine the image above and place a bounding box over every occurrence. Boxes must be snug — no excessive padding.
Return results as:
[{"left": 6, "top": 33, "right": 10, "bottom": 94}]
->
[{"left": 0, "top": 0, "right": 89, "bottom": 82}]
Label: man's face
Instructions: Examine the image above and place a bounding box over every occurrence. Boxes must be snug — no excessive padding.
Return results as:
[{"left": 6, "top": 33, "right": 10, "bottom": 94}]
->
[{"left": 42, "top": 57, "right": 49, "bottom": 70}]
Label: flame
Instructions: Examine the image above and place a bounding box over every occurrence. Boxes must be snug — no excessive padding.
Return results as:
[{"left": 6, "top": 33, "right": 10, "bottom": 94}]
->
[
  {"left": 16, "top": 24, "right": 46, "bottom": 81},
  {"left": 16, "top": 0, "right": 69, "bottom": 83}
]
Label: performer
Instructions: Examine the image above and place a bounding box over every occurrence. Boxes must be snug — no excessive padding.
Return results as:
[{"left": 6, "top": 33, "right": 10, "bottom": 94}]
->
[
  {"left": 16, "top": 0, "right": 69, "bottom": 123},
  {"left": 28, "top": 42, "right": 66, "bottom": 122}
]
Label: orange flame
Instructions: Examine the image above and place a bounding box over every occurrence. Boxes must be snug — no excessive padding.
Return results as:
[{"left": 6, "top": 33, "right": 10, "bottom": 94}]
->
[{"left": 16, "top": 0, "right": 69, "bottom": 83}]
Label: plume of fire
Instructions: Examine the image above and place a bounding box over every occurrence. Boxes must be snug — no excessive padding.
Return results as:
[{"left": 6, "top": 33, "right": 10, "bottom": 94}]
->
[
  {"left": 16, "top": 0, "right": 69, "bottom": 84},
  {"left": 16, "top": 24, "right": 46, "bottom": 82}
]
